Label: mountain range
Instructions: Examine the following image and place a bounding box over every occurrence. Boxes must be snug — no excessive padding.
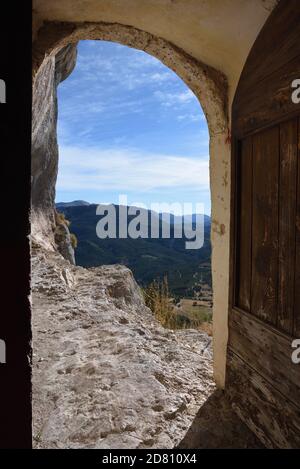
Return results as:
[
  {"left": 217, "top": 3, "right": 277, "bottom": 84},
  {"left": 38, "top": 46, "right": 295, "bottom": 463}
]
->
[{"left": 56, "top": 201, "right": 211, "bottom": 297}]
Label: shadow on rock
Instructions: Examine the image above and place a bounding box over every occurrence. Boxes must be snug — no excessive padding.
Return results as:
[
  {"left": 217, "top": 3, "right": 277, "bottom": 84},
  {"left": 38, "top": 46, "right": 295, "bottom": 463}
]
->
[{"left": 177, "top": 389, "right": 264, "bottom": 449}]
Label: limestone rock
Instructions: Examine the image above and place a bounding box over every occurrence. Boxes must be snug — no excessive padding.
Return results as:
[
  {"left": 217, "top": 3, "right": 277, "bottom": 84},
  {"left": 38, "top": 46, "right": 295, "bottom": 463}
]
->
[
  {"left": 31, "top": 44, "right": 77, "bottom": 259},
  {"left": 54, "top": 221, "right": 76, "bottom": 265},
  {"left": 32, "top": 246, "right": 215, "bottom": 449}
]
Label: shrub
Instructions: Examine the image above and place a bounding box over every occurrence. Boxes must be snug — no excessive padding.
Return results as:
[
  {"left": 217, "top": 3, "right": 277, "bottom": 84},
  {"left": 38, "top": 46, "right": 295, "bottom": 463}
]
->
[
  {"left": 144, "top": 277, "right": 213, "bottom": 332},
  {"left": 70, "top": 233, "right": 78, "bottom": 249},
  {"left": 143, "top": 276, "right": 176, "bottom": 329},
  {"left": 55, "top": 210, "right": 71, "bottom": 227}
]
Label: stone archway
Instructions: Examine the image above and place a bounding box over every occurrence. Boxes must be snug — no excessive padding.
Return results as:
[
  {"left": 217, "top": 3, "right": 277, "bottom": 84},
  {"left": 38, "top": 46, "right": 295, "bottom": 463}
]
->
[{"left": 32, "top": 21, "right": 231, "bottom": 389}]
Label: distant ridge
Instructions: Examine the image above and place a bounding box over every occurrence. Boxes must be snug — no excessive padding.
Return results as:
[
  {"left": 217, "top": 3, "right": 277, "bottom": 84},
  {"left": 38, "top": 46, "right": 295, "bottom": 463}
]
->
[
  {"left": 56, "top": 201, "right": 210, "bottom": 222},
  {"left": 56, "top": 202, "right": 212, "bottom": 296},
  {"left": 56, "top": 200, "right": 90, "bottom": 208},
  {"left": 159, "top": 212, "right": 211, "bottom": 225}
]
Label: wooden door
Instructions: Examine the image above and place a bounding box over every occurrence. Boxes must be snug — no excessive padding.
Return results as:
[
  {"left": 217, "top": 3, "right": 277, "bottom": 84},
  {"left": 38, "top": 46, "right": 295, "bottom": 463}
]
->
[{"left": 227, "top": 0, "right": 300, "bottom": 448}]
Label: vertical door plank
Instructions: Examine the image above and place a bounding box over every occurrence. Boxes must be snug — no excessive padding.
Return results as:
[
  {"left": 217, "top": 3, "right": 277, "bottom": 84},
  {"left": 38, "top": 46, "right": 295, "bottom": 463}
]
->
[
  {"left": 251, "top": 126, "right": 279, "bottom": 324},
  {"left": 278, "top": 119, "right": 298, "bottom": 334},
  {"left": 236, "top": 137, "right": 252, "bottom": 311},
  {"left": 295, "top": 118, "right": 300, "bottom": 337}
]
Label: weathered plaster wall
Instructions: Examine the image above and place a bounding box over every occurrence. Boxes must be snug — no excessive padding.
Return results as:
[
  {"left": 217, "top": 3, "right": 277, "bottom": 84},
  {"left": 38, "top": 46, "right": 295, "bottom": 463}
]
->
[
  {"left": 32, "top": 0, "right": 276, "bottom": 388},
  {"left": 32, "top": 21, "right": 228, "bottom": 134},
  {"left": 33, "top": 0, "right": 277, "bottom": 103}
]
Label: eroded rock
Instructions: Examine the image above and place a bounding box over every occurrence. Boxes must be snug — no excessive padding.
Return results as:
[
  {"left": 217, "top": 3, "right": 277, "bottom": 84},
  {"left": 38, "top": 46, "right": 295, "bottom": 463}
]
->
[
  {"left": 31, "top": 44, "right": 77, "bottom": 261},
  {"left": 32, "top": 246, "right": 215, "bottom": 449}
]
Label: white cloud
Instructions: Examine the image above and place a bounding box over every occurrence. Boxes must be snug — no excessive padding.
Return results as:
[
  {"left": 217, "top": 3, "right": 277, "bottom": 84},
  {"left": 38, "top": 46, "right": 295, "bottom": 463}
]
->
[
  {"left": 57, "top": 41, "right": 206, "bottom": 138},
  {"left": 73, "top": 43, "right": 174, "bottom": 92},
  {"left": 56, "top": 41, "right": 209, "bottom": 196},
  {"left": 177, "top": 113, "right": 205, "bottom": 123},
  {"left": 149, "top": 72, "right": 171, "bottom": 83},
  {"left": 154, "top": 89, "right": 196, "bottom": 107},
  {"left": 56, "top": 145, "right": 209, "bottom": 193}
]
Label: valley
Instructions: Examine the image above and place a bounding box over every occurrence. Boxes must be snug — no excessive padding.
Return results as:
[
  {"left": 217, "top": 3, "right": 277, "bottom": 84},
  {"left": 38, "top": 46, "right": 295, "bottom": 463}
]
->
[{"left": 56, "top": 202, "right": 213, "bottom": 330}]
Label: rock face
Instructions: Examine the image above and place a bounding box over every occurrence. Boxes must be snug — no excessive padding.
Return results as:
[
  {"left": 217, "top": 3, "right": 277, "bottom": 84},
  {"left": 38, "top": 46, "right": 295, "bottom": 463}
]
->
[
  {"left": 31, "top": 44, "right": 77, "bottom": 261},
  {"left": 32, "top": 246, "right": 215, "bottom": 448},
  {"left": 54, "top": 218, "right": 76, "bottom": 265}
]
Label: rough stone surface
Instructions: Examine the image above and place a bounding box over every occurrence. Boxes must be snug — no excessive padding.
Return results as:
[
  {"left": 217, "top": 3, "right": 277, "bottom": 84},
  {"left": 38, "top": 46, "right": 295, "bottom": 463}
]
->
[
  {"left": 54, "top": 219, "right": 75, "bottom": 265},
  {"left": 32, "top": 245, "right": 263, "bottom": 448},
  {"left": 31, "top": 44, "right": 77, "bottom": 257},
  {"left": 32, "top": 44, "right": 77, "bottom": 213},
  {"left": 32, "top": 245, "right": 215, "bottom": 448}
]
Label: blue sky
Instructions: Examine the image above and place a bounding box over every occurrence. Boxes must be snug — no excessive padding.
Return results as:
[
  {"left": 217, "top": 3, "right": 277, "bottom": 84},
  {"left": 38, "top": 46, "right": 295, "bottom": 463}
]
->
[{"left": 56, "top": 40, "right": 210, "bottom": 215}]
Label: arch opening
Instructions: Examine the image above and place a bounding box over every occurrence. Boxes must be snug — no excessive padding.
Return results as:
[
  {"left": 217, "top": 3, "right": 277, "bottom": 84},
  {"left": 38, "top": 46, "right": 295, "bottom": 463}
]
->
[
  {"left": 32, "top": 22, "right": 231, "bottom": 391},
  {"left": 56, "top": 38, "right": 213, "bottom": 328},
  {"left": 31, "top": 24, "right": 233, "bottom": 451}
]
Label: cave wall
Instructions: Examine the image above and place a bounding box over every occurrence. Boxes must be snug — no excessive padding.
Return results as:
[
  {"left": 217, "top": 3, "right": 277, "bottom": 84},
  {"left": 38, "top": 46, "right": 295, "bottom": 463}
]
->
[{"left": 31, "top": 44, "right": 77, "bottom": 263}]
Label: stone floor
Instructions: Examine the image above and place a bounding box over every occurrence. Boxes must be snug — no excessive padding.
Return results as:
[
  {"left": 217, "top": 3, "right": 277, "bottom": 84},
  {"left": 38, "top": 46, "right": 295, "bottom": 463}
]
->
[{"left": 32, "top": 245, "right": 262, "bottom": 449}]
